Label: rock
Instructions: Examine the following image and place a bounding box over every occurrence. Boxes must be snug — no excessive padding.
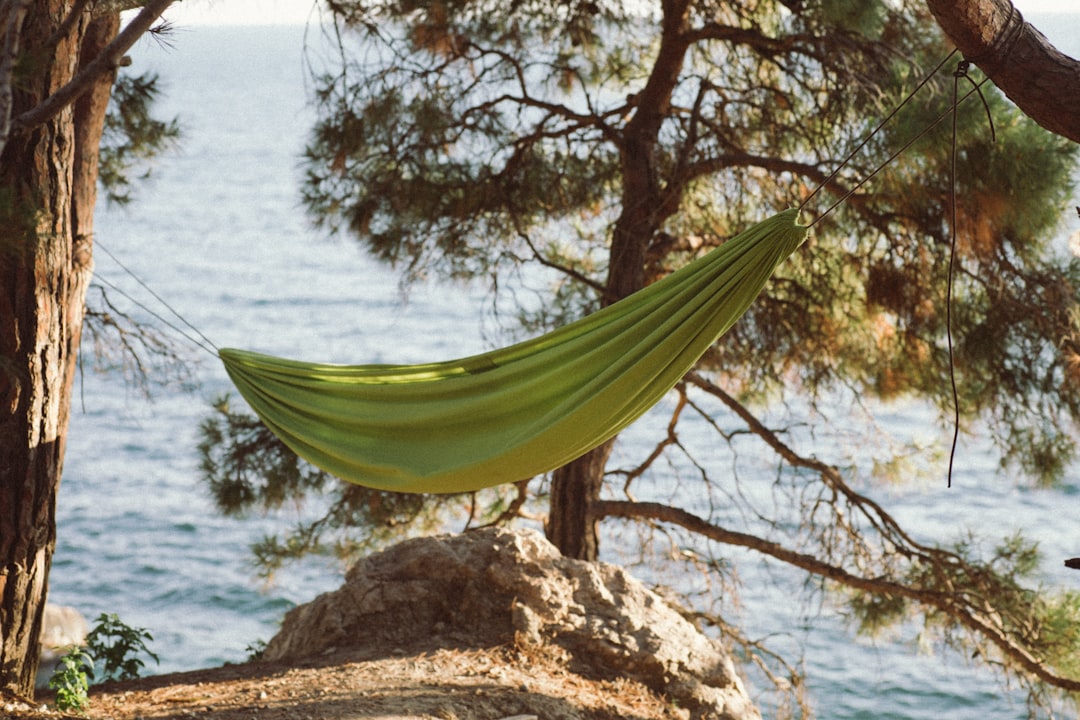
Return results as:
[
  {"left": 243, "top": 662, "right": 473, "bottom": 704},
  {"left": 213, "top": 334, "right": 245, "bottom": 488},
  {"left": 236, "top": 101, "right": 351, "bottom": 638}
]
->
[
  {"left": 265, "top": 527, "right": 760, "bottom": 720},
  {"left": 39, "top": 604, "right": 89, "bottom": 661},
  {"left": 36, "top": 604, "right": 89, "bottom": 687}
]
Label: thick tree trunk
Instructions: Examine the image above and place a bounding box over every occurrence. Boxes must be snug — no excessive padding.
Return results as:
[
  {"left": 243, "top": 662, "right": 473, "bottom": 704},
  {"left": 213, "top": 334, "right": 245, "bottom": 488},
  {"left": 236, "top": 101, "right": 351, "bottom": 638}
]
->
[
  {"left": 545, "top": 0, "right": 692, "bottom": 561},
  {"left": 926, "top": 0, "right": 1080, "bottom": 144},
  {"left": 0, "top": 5, "right": 117, "bottom": 697}
]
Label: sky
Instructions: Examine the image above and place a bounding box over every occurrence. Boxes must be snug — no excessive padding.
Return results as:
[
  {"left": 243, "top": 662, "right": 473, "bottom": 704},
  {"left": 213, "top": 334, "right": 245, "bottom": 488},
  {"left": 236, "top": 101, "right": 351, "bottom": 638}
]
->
[
  {"left": 158, "top": 0, "right": 316, "bottom": 25},
  {"left": 159, "top": 0, "right": 1078, "bottom": 27}
]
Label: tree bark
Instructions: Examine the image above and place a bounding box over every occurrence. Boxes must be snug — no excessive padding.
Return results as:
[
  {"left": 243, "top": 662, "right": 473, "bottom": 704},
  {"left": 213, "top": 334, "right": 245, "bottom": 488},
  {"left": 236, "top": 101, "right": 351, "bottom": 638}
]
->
[
  {"left": 546, "top": 440, "right": 613, "bottom": 560},
  {"left": 545, "top": 0, "right": 692, "bottom": 560},
  {"left": 926, "top": 0, "right": 1080, "bottom": 144},
  {"left": 0, "top": 4, "right": 118, "bottom": 697}
]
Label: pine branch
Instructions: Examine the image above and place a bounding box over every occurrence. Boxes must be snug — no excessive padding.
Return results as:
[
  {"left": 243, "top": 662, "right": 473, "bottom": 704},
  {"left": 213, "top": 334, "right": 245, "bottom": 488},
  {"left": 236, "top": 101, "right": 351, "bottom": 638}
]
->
[
  {"left": 514, "top": 227, "right": 606, "bottom": 296},
  {"left": 587, "top": 370, "right": 1080, "bottom": 697},
  {"left": 591, "top": 498, "right": 1080, "bottom": 693},
  {"left": 93, "top": 0, "right": 159, "bottom": 16},
  {"left": 9, "top": 0, "right": 173, "bottom": 135}
]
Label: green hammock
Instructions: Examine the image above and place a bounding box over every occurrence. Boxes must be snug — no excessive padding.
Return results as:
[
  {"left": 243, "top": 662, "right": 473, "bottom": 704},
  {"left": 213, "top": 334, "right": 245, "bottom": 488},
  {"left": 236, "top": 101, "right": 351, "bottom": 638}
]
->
[{"left": 219, "top": 209, "right": 808, "bottom": 494}]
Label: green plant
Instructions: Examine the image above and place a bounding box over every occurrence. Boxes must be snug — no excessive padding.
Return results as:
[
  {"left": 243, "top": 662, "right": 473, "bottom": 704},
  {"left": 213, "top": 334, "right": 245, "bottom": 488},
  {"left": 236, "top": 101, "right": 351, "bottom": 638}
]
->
[
  {"left": 85, "top": 613, "right": 159, "bottom": 682},
  {"left": 46, "top": 613, "right": 159, "bottom": 714},
  {"left": 245, "top": 639, "right": 267, "bottom": 661},
  {"left": 48, "top": 646, "right": 93, "bottom": 714}
]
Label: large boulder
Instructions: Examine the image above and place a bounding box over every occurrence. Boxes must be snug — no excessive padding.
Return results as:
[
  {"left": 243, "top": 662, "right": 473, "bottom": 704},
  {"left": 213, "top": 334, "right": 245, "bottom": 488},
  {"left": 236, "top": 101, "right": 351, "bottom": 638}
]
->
[{"left": 265, "top": 527, "right": 760, "bottom": 720}]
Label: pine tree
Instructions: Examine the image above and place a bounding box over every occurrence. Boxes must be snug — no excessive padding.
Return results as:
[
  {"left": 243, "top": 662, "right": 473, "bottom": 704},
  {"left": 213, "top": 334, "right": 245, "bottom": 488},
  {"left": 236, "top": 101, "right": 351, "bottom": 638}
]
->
[
  {"left": 200, "top": 2, "right": 1080, "bottom": 708},
  {"left": 0, "top": 0, "right": 175, "bottom": 696}
]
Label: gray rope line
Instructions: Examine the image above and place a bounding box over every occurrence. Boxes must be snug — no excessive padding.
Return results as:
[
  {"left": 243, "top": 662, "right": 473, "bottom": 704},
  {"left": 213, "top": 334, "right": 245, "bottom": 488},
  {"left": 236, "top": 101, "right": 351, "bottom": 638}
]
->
[
  {"left": 809, "top": 75, "right": 991, "bottom": 227},
  {"left": 94, "top": 240, "right": 220, "bottom": 357},
  {"left": 799, "top": 49, "right": 959, "bottom": 216}
]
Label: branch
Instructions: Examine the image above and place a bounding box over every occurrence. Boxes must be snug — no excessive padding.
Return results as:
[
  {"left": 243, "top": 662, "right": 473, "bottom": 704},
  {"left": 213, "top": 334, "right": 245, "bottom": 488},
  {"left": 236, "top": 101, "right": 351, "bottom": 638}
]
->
[
  {"left": 592, "top": 498, "right": 1080, "bottom": 692},
  {"left": 608, "top": 383, "right": 689, "bottom": 497},
  {"left": 9, "top": 0, "right": 173, "bottom": 135},
  {"left": 685, "top": 371, "right": 941, "bottom": 553},
  {"left": 604, "top": 371, "right": 1080, "bottom": 695},
  {"left": 83, "top": 284, "right": 197, "bottom": 395},
  {"left": 683, "top": 150, "right": 859, "bottom": 208},
  {"left": 686, "top": 20, "right": 803, "bottom": 57},
  {"left": 462, "top": 43, "right": 628, "bottom": 147},
  {"left": 468, "top": 478, "right": 536, "bottom": 529},
  {"left": 925, "top": 0, "right": 1080, "bottom": 143},
  {"left": 513, "top": 228, "right": 606, "bottom": 296},
  {"left": 93, "top": 0, "right": 158, "bottom": 16}
]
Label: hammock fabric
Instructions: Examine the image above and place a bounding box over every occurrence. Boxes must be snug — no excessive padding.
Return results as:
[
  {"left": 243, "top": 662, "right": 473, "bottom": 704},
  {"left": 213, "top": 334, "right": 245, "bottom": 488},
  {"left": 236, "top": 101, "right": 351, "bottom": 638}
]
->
[{"left": 219, "top": 209, "right": 808, "bottom": 494}]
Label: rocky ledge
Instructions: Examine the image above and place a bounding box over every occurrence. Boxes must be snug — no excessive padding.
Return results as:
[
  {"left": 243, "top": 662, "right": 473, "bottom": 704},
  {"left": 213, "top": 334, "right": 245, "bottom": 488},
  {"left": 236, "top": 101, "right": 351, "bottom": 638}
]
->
[{"left": 264, "top": 526, "right": 760, "bottom": 720}]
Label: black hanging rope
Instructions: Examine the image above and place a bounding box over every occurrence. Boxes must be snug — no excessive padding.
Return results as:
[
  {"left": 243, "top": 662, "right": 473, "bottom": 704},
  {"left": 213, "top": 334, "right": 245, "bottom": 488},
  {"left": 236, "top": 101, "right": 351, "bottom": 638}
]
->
[
  {"left": 945, "top": 60, "right": 997, "bottom": 489},
  {"left": 946, "top": 67, "right": 963, "bottom": 489},
  {"left": 798, "top": 51, "right": 998, "bottom": 488}
]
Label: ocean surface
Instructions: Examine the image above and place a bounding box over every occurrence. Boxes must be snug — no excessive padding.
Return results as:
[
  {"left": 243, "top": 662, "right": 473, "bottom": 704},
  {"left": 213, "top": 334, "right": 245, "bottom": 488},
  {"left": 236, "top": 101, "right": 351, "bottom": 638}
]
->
[{"left": 53, "top": 14, "right": 1080, "bottom": 719}]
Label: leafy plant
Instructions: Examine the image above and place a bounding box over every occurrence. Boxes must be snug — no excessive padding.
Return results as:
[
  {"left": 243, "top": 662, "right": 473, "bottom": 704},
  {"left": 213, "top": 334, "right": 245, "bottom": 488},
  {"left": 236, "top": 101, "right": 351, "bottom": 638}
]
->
[
  {"left": 46, "top": 613, "right": 159, "bottom": 714},
  {"left": 84, "top": 613, "right": 159, "bottom": 682},
  {"left": 48, "top": 647, "right": 93, "bottom": 714},
  {"left": 98, "top": 71, "right": 181, "bottom": 206},
  {"left": 245, "top": 639, "right": 267, "bottom": 661}
]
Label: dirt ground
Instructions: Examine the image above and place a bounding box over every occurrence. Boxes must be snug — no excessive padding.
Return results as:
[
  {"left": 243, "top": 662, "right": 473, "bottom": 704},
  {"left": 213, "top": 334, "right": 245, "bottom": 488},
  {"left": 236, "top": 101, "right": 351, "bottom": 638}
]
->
[{"left": 4, "top": 644, "right": 688, "bottom": 720}]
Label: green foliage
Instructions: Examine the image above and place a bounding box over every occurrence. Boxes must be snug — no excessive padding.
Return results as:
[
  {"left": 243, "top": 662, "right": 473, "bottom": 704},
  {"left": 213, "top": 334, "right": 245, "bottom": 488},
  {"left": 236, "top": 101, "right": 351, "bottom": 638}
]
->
[
  {"left": 45, "top": 614, "right": 157, "bottom": 713},
  {"left": 84, "top": 613, "right": 159, "bottom": 682},
  {"left": 1037, "top": 591, "right": 1080, "bottom": 680},
  {"left": 245, "top": 639, "right": 267, "bottom": 661},
  {"left": 202, "top": 0, "right": 1080, "bottom": 710},
  {"left": 98, "top": 71, "right": 180, "bottom": 205},
  {"left": 844, "top": 589, "right": 909, "bottom": 638},
  {"left": 824, "top": 529, "right": 1080, "bottom": 714},
  {"left": 48, "top": 647, "right": 93, "bottom": 714},
  {"left": 913, "top": 534, "right": 1080, "bottom": 681},
  {"left": 199, "top": 396, "right": 332, "bottom": 517},
  {"left": 817, "top": 0, "right": 886, "bottom": 36}
]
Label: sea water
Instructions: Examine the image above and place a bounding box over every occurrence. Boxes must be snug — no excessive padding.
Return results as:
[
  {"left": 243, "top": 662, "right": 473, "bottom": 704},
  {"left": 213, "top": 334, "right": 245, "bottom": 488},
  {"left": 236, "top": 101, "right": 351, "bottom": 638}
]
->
[{"left": 53, "top": 16, "right": 1080, "bottom": 718}]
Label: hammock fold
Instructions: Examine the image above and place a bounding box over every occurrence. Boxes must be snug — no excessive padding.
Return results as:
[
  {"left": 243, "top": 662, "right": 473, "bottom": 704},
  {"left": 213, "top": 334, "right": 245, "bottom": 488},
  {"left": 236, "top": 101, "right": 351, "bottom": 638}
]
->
[{"left": 219, "top": 209, "right": 808, "bottom": 494}]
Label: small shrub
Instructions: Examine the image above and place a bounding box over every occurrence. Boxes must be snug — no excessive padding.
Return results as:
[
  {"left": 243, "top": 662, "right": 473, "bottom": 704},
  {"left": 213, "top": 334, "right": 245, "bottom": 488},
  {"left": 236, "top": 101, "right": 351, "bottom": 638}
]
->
[
  {"left": 49, "top": 647, "right": 93, "bottom": 714},
  {"left": 85, "top": 612, "right": 159, "bottom": 681},
  {"left": 245, "top": 639, "right": 267, "bottom": 661}
]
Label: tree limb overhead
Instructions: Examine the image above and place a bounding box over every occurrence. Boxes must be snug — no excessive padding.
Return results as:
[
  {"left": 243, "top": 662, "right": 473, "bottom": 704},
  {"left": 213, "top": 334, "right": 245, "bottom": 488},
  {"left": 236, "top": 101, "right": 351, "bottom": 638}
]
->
[{"left": 926, "top": 0, "right": 1080, "bottom": 144}]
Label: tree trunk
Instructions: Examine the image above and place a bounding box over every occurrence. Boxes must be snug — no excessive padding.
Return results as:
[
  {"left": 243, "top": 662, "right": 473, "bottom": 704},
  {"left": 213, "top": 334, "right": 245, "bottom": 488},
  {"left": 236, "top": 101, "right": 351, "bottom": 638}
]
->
[
  {"left": 546, "top": 440, "right": 614, "bottom": 560},
  {"left": 545, "top": 0, "right": 692, "bottom": 560},
  {"left": 925, "top": 0, "right": 1080, "bottom": 144},
  {"left": 0, "top": 5, "right": 117, "bottom": 697}
]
